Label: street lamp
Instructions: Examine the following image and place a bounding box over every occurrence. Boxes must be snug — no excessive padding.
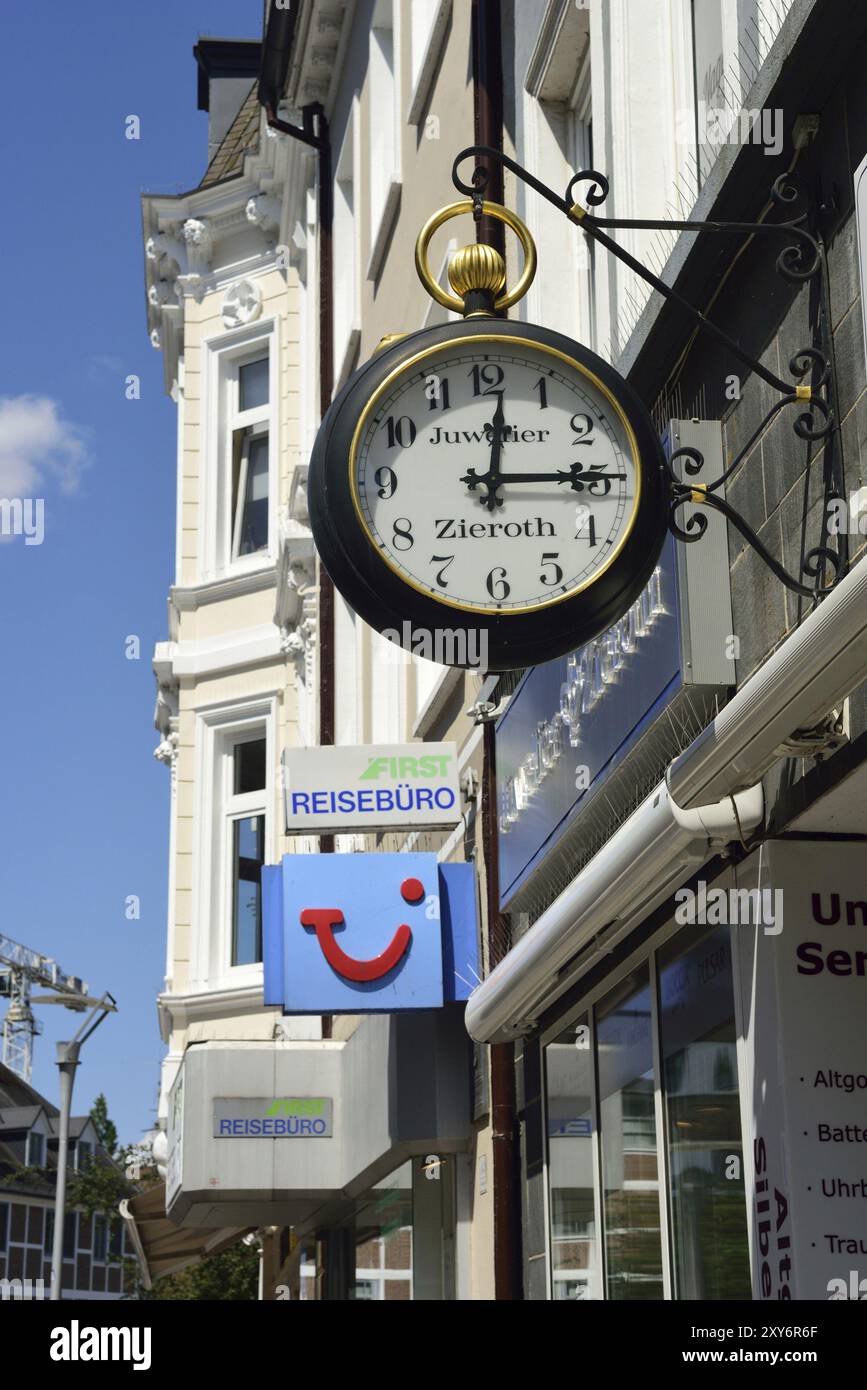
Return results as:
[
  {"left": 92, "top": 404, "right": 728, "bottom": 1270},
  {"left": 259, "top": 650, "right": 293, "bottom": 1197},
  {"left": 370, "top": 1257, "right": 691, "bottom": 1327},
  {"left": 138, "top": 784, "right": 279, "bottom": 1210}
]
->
[{"left": 49, "top": 992, "right": 117, "bottom": 1302}]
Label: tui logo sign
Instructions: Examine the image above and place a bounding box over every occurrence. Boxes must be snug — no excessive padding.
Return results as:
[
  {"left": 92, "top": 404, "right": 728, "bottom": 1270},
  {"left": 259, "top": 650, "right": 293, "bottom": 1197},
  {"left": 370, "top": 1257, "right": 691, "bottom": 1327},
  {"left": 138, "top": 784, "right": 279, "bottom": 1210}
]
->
[{"left": 263, "top": 852, "right": 477, "bottom": 1014}]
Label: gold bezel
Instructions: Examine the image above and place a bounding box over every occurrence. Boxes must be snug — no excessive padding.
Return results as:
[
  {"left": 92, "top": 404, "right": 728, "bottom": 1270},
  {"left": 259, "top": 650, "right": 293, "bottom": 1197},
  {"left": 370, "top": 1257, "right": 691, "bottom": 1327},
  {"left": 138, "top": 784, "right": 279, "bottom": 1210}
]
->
[{"left": 348, "top": 335, "right": 643, "bottom": 616}]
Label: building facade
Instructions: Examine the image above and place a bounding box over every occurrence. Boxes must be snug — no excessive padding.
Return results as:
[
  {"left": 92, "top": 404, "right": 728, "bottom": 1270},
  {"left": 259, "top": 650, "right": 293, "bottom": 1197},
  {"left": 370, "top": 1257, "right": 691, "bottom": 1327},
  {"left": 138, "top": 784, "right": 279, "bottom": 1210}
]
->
[
  {"left": 139, "top": 0, "right": 867, "bottom": 1301},
  {"left": 0, "top": 1064, "right": 127, "bottom": 1300}
]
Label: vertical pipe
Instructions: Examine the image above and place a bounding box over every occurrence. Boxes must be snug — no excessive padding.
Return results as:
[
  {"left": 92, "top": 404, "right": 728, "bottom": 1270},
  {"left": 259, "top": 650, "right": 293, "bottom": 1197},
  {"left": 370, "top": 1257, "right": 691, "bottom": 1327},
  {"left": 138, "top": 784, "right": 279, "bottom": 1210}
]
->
[
  {"left": 471, "top": 0, "right": 506, "bottom": 257},
  {"left": 50, "top": 1042, "right": 80, "bottom": 1300},
  {"left": 482, "top": 719, "right": 523, "bottom": 1299},
  {"left": 474, "top": 0, "right": 521, "bottom": 1300},
  {"left": 314, "top": 107, "right": 335, "bottom": 1044},
  {"left": 314, "top": 104, "right": 335, "bottom": 776}
]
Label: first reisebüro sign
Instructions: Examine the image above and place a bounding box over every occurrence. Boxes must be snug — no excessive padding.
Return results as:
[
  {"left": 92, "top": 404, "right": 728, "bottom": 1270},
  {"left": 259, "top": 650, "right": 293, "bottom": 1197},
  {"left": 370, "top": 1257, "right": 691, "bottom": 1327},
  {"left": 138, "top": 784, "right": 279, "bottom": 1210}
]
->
[{"left": 282, "top": 741, "right": 461, "bottom": 834}]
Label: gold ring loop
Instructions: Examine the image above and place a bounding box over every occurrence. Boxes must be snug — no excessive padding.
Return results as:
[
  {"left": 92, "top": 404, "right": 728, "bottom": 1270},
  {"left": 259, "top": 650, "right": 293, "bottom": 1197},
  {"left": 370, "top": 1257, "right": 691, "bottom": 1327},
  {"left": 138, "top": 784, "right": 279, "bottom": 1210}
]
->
[{"left": 414, "top": 200, "right": 537, "bottom": 314}]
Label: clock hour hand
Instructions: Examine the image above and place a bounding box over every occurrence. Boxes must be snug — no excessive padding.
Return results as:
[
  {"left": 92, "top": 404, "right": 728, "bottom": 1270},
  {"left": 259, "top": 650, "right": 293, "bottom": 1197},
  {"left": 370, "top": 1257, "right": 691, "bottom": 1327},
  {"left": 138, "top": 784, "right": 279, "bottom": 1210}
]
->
[{"left": 460, "top": 392, "right": 508, "bottom": 510}]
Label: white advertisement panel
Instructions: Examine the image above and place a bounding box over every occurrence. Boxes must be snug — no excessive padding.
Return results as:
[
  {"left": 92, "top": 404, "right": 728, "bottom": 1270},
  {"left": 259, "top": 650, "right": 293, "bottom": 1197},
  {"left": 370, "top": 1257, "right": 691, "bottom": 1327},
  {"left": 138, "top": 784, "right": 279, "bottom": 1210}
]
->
[
  {"left": 282, "top": 741, "right": 461, "bottom": 834},
  {"left": 734, "top": 841, "right": 867, "bottom": 1300}
]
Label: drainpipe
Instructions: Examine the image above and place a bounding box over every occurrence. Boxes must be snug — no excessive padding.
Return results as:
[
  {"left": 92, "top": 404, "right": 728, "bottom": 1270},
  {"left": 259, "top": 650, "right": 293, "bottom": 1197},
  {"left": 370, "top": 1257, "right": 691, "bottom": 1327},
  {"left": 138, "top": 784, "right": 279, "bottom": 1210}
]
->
[
  {"left": 473, "top": 0, "right": 521, "bottom": 1299},
  {"left": 472, "top": 0, "right": 505, "bottom": 255}
]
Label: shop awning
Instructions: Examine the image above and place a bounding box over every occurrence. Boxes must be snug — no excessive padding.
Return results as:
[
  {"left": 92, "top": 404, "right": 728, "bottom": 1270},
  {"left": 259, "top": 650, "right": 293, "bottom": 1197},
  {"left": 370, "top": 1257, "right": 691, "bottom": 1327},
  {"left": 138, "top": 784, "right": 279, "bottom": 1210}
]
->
[{"left": 119, "top": 1184, "right": 248, "bottom": 1288}]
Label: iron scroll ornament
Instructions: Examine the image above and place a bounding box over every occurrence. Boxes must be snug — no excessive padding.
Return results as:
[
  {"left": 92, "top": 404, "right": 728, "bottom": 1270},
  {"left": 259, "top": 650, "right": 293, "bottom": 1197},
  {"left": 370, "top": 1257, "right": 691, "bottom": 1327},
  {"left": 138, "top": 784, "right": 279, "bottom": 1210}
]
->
[{"left": 452, "top": 146, "right": 842, "bottom": 599}]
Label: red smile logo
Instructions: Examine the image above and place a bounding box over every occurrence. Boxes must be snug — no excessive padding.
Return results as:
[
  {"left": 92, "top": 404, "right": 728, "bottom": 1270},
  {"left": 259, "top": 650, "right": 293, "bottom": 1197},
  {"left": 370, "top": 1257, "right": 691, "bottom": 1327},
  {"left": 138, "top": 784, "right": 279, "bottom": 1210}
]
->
[{"left": 300, "top": 876, "right": 424, "bottom": 982}]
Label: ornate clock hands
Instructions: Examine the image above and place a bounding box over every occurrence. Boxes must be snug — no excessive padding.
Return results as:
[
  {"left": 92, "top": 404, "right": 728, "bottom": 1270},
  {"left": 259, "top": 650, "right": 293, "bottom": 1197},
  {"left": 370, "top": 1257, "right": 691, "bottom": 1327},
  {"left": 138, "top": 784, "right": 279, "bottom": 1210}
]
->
[
  {"left": 462, "top": 439, "right": 626, "bottom": 506},
  {"left": 460, "top": 392, "right": 508, "bottom": 511}
]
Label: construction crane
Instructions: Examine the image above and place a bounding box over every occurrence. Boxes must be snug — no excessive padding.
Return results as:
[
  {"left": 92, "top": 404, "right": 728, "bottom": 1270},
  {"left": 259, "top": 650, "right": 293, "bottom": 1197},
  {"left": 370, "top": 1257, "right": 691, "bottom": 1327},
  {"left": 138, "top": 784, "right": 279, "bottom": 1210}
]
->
[{"left": 0, "top": 934, "right": 90, "bottom": 1082}]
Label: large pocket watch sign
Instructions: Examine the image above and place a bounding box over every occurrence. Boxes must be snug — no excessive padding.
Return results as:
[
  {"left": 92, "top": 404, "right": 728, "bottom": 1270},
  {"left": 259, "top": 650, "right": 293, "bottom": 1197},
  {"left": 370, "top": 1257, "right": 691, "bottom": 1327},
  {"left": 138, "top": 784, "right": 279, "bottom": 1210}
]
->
[{"left": 308, "top": 203, "right": 668, "bottom": 671}]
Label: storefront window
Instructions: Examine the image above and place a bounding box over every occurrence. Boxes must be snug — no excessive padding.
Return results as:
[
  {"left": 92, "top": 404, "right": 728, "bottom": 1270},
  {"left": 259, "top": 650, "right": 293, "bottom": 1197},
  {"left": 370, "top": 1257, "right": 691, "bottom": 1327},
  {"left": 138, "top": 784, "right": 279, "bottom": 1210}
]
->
[
  {"left": 352, "top": 1161, "right": 414, "bottom": 1300},
  {"left": 338, "top": 1155, "right": 457, "bottom": 1300},
  {"left": 546, "top": 1014, "right": 599, "bottom": 1300},
  {"left": 597, "top": 967, "right": 665, "bottom": 1299},
  {"left": 658, "top": 925, "right": 751, "bottom": 1299}
]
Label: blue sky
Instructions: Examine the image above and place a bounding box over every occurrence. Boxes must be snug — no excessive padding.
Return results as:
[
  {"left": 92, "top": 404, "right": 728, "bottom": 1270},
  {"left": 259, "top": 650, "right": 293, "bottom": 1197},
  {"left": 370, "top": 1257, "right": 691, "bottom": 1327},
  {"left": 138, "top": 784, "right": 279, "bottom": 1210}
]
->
[{"left": 0, "top": 1, "right": 260, "bottom": 1145}]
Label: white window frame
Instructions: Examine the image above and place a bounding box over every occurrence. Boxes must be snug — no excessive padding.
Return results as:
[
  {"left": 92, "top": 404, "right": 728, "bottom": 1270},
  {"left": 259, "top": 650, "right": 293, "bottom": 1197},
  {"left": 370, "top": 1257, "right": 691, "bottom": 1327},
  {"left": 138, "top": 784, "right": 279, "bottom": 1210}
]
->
[
  {"left": 191, "top": 696, "right": 277, "bottom": 991},
  {"left": 406, "top": 0, "right": 452, "bottom": 125},
  {"left": 367, "top": 0, "right": 402, "bottom": 282},
  {"left": 333, "top": 104, "right": 362, "bottom": 390},
  {"left": 200, "top": 319, "right": 279, "bottom": 584},
  {"left": 567, "top": 56, "right": 595, "bottom": 350}
]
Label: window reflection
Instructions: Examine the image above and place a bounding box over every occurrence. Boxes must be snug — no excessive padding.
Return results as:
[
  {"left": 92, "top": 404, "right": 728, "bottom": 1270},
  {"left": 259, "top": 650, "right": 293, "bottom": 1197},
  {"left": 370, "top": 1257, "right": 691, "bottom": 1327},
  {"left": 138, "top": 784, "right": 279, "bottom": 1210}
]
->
[
  {"left": 597, "top": 968, "right": 664, "bottom": 1299},
  {"left": 658, "top": 925, "right": 751, "bottom": 1298},
  {"left": 232, "top": 814, "right": 264, "bottom": 966},
  {"left": 546, "top": 1015, "right": 599, "bottom": 1299}
]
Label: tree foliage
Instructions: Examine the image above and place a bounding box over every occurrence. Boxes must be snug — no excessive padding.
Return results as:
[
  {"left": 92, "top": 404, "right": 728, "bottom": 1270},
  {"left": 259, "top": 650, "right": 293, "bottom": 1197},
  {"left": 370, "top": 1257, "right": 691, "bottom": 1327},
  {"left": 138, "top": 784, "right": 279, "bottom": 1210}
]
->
[
  {"left": 138, "top": 1239, "right": 260, "bottom": 1301},
  {"left": 89, "top": 1093, "right": 118, "bottom": 1156}
]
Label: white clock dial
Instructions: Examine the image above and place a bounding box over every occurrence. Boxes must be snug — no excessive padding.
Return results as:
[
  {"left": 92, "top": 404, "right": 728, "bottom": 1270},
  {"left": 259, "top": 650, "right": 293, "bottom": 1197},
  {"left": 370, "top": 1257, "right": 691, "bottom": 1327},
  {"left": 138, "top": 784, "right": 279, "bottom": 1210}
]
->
[{"left": 350, "top": 338, "right": 641, "bottom": 614}]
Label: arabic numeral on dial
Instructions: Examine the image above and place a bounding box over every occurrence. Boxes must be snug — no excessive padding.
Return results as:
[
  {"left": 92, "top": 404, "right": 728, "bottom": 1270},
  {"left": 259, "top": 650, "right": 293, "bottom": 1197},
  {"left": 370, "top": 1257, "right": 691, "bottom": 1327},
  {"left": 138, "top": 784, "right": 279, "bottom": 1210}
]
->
[
  {"left": 575, "top": 508, "right": 597, "bottom": 546},
  {"left": 393, "top": 517, "right": 414, "bottom": 551},
  {"left": 486, "top": 566, "right": 510, "bottom": 601},
  {"left": 426, "top": 377, "right": 451, "bottom": 411},
  {"left": 469, "top": 363, "right": 505, "bottom": 396},
  {"left": 430, "top": 554, "right": 454, "bottom": 588},
  {"left": 539, "top": 552, "right": 563, "bottom": 586},
  {"left": 374, "top": 466, "right": 397, "bottom": 499},
  {"left": 534, "top": 375, "right": 548, "bottom": 409},
  {"left": 571, "top": 412, "right": 594, "bottom": 445},
  {"left": 384, "top": 415, "right": 417, "bottom": 448}
]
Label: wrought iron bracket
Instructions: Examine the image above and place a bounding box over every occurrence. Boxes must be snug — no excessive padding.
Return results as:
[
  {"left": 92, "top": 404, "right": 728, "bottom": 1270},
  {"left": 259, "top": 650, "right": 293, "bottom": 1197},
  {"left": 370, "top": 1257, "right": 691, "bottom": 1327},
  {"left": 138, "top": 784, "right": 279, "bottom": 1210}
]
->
[{"left": 451, "top": 145, "right": 844, "bottom": 600}]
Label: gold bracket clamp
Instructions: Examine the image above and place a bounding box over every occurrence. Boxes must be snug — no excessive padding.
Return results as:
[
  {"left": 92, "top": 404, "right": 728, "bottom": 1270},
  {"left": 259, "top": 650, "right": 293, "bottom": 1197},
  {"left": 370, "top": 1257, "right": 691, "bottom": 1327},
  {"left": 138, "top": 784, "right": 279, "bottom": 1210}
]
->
[{"left": 414, "top": 199, "right": 537, "bottom": 318}]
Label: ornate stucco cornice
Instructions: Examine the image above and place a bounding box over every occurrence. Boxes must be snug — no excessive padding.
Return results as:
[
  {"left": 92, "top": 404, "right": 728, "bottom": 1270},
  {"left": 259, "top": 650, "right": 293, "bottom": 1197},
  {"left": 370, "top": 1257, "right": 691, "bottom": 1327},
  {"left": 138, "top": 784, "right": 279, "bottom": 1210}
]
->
[
  {"left": 281, "top": 0, "right": 350, "bottom": 115},
  {"left": 141, "top": 104, "right": 295, "bottom": 394}
]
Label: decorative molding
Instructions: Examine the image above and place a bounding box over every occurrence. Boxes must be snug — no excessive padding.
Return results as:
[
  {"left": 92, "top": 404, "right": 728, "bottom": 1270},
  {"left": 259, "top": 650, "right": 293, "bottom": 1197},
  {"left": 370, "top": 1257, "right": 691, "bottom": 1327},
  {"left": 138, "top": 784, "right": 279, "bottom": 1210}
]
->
[
  {"left": 170, "top": 564, "right": 277, "bottom": 614},
  {"left": 283, "top": 0, "right": 350, "bottom": 112},
  {"left": 221, "top": 277, "right": 263, "bottom": 328},
  {"left": 524, "top": 0, "right": 590, "bottom": 101},
  {"left": 275, "top": 513, "right": 317, "bottom": 686},
  {"left": 245, "top": 192, "right": 281, "bottom": 233},
  {"left": 153, "top": 649, "right": 180, "bottom": 783}
]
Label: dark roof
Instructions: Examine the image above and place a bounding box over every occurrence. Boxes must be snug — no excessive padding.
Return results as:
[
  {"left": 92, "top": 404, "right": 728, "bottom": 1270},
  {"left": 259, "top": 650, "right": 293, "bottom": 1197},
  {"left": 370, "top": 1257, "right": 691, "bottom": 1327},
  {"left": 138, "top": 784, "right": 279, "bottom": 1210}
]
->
[
  {"left": 47, "top": 1116, "right": 93, "bottom": 1140},
  {"left": 0, "top": 1062, "right": 57, "bottom": 1115},
  {"left": 0, "top": 1105, "right": 44, "bottom": 1131},
  {"left": 200, "top": 80, "right": 261, "bottom": 188}
]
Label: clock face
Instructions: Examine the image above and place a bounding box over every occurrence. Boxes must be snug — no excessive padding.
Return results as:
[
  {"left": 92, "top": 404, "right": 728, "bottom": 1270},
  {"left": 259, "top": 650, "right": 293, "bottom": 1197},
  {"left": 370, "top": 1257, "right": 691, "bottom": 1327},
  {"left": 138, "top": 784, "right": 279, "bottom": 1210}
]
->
[{"left": 350, "top": 337, "right": 640, "bottom": 614}]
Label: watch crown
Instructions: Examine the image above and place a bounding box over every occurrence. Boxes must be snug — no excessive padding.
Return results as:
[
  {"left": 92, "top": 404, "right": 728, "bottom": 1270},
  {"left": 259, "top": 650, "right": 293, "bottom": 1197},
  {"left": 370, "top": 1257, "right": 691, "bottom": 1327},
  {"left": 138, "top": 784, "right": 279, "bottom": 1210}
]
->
[{"left": 448, "top": 243, "right": 507, "bottom": 302}]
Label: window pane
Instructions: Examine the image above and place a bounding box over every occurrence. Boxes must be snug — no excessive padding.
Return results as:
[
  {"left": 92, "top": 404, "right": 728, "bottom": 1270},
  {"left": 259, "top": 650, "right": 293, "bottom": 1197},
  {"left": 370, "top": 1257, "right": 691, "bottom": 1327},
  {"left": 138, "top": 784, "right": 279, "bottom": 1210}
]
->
[
  {"left": 0, "top": 1202, "right": 7, "bottom": 1252},
  {"left": 351, "top": 1160, "right": 413, "bottom": 1301},
  {"left": 63, "top": 1211, "right": 76, "bottom": 1260},
  {"left": 239, "top": 435, "right": 269, "bottom": 555},
  {"left": 597, "top": 967, "right": 664, "bottom": 1299},
  {"left": 239, "top": 356, "right": 268, "bottom": 411},
  {"left": 234, "top": 737, "right": 266, "bottom": 794},
  {"left": 546, "top": 1015, "right": 599, "bottom": 1300},
  {"left": 44, "top": 1207, "right": 53, "bottom": 1255},
  {"left": 232, "top": 815, "right": 264, "bottom": 966},
  {"left": 93, "top": 1215, "right": 107, "bottom": 1262},
  {"left": 658, "top": 924, "right": 751, "bottom": 1299}
]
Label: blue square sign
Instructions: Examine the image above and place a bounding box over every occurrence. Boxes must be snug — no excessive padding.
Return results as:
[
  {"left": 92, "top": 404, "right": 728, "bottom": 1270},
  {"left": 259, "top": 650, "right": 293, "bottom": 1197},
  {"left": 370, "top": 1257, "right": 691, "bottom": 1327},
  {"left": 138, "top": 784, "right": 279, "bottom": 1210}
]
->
[{"left": 263, "top": 852, "right": 476, "bottom": 1014}]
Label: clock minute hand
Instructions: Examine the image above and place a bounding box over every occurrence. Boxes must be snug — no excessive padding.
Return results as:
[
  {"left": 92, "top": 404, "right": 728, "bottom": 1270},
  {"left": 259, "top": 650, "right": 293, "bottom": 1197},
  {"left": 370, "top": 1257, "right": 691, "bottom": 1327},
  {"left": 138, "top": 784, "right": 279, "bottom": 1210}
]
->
[{"left": 460, "top": 392, "right": 509, "bottom": 511}]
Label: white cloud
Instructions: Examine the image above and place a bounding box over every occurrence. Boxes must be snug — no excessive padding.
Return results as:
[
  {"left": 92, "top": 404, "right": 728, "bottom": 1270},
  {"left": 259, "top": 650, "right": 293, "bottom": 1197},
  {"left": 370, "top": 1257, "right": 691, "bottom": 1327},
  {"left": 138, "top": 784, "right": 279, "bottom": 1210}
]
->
[{"left": 0, "top": 395, "right": 89, "bottom": 497}]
